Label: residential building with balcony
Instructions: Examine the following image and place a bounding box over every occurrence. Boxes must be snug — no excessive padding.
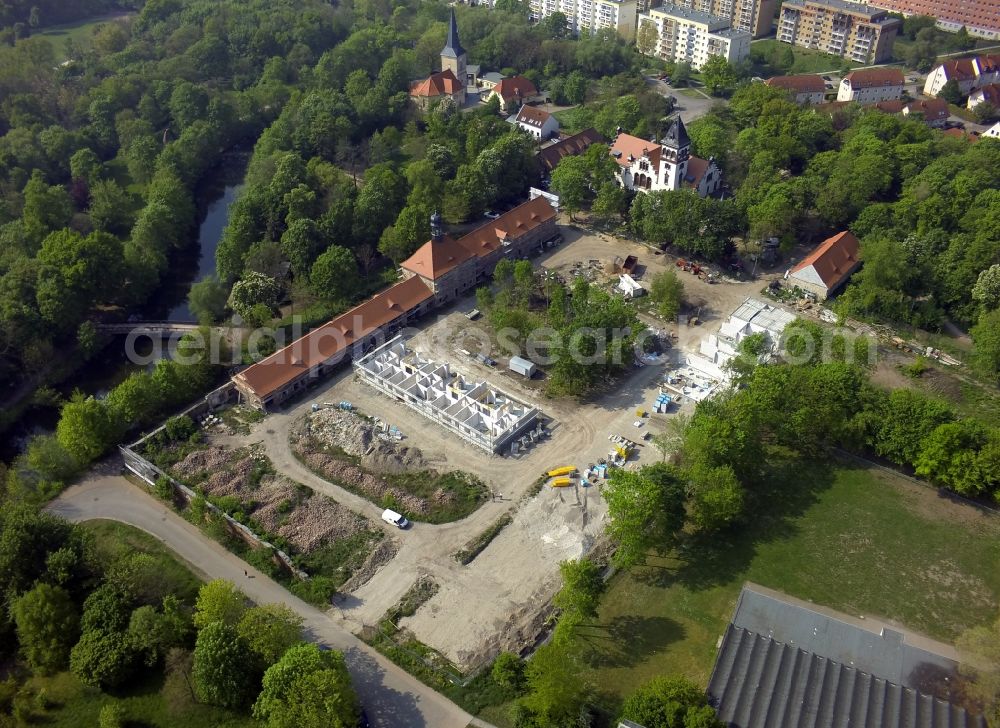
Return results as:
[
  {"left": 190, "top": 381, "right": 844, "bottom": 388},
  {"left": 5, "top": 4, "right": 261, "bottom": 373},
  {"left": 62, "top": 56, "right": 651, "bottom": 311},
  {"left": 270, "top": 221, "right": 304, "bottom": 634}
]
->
[
  {"left": 660, "top": 0, "right": 779, "bottom": 39},
  {"left": 529, "top": 0, "right": 638, "bottom": 39},
  {"left": 863, "top": 0, "right": 999, "bottom": 40},
  {"left": 777, "top": 0, "right": 900, "bottom": 64},
  {"left": 637, "top": 4, "right": 751, "bottom": 69}
]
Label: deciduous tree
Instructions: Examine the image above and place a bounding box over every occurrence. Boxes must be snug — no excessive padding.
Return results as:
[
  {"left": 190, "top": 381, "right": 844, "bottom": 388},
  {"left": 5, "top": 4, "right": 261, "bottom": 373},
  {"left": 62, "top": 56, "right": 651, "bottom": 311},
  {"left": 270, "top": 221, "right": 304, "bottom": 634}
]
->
[
  {"left": 253, "top": 643, "right": 360, "bottom": 728},
  {"left": 12, "top": 583, "right": 79, "bottom": 674}
]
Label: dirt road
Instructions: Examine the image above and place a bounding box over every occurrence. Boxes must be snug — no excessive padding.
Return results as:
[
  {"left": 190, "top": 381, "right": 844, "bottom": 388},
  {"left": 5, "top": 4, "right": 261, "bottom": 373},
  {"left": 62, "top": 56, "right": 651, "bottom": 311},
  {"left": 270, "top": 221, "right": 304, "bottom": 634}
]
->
[{"left": 47, "top": 473, "right": 478, "bottom": 728}]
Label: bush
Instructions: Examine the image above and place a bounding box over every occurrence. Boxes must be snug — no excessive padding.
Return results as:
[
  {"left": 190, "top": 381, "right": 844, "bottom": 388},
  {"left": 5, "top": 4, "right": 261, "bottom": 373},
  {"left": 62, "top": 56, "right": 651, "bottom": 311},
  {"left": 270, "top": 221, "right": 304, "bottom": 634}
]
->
[
  {"left": 492, "top": 652, "right": 526, "bottom": 693},
  {"left": 164, "top": 415, "right": 197, "bottom": 442},
  {"left": 154, "top": 475, "right": 175, "bottom": 500},
  {"left": 98, "top": 703, "right": 126, "bottom": 728}
]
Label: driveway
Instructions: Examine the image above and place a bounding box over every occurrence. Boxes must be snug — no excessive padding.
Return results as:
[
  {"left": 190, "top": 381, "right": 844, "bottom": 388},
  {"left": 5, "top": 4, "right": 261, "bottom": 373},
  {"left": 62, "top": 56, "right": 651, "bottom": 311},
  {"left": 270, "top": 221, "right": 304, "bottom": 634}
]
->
[
  {"left": 47, "top": 473, "right": 479, "bottom": 728},
  {"left": 644, "top": 75, "right": 722, "bottom": 124}
]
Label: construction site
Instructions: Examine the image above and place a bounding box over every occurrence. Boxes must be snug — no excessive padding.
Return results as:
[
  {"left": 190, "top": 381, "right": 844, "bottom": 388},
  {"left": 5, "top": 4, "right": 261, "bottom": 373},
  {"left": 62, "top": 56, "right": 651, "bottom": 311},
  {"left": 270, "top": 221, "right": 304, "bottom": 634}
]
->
[
  {"left": 353, "top": 336, "right": 543, "bottom": 455},
  {"left": 176, "top": 221, "right": 847, "bottom": 674}
]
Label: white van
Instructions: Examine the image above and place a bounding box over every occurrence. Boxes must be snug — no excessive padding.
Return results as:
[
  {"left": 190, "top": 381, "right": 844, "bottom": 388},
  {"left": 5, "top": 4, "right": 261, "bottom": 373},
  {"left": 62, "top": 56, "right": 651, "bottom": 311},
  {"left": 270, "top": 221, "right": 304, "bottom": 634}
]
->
[{"left": 381, "top": 509, "right": 409, "bottom": 529}]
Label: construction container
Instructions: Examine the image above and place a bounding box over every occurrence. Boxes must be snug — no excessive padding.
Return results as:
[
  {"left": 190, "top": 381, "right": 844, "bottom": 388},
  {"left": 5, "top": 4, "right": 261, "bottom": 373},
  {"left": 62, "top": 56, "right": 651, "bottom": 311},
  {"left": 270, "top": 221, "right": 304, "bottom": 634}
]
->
[
  {"left": 547, "top": 465, "right": 577, "bottom": 477},
  {"left": 509, "top": 356, "right": 536, "bottom": 378},
  {"left": 551, "top": 477, "right": 573, "bottom": 487}
]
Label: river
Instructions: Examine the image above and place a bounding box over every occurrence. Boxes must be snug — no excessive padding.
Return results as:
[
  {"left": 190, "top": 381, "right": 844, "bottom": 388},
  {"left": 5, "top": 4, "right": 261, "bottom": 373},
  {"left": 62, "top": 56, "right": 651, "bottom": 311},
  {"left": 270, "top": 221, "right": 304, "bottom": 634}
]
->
[{"left": 0, "top": 156, "right": 248, "bottom": 461}]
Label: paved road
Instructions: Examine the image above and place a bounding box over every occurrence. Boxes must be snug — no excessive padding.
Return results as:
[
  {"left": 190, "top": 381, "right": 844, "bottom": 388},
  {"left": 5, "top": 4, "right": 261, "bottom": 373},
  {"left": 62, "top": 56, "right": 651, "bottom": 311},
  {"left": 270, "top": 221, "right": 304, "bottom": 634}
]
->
[{"left": 48, "top": 474, "right": 478, "bottom": 728}]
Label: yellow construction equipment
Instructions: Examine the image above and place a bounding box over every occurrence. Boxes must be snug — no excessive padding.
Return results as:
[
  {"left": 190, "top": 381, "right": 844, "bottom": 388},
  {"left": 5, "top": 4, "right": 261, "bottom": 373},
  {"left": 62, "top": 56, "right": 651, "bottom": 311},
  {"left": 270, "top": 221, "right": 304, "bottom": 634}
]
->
[
  {"left": 550, "top": 477, "right": 573, "bottom": 487},
  {"left": 636, "top": 409, "right": 647, "bottom": 417},
  {"left": 547, "top": 465, "right": 576, "bottom": 477}
]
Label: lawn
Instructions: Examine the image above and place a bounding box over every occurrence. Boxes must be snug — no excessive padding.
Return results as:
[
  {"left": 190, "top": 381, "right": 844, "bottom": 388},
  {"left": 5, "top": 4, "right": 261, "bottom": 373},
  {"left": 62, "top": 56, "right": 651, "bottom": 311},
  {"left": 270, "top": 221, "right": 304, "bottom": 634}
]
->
[
  {"left": 34, "top": 12, "right": 136, "bottom": 60},
  {"left": 751, "top": 38, "right": 858, "bottom": 75},
  {"left": 534, "top": 460, "right": 1000, "bottom": 723},
  {"left": 20, "top": 671, "right": 256, "bottom": 728},
  {"left": 81, "top": 519, "right": 205, "bottom": 603}
]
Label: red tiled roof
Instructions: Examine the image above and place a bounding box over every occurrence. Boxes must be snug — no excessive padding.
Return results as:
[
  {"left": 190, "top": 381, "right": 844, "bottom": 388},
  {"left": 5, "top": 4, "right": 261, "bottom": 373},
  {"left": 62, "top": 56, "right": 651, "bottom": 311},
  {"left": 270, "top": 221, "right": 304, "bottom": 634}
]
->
[
  {"left": 515, "top": 105, "right": 552, "bottom": 127},
  {"left": 905, "top": 97, "right": 949, "bottom": 121},
  {"left": 610, "top": 132, "right": 662, "bottom": 168},
  {"left": 456, "top": 196, "right": 556, "bottom": 258},
  {"left": 844, "top": 68, "right": 904, "bottom": 89},
  {"left": 401, "top": 196, "right": 557, "bottom": 281},
  {"left": 398, "top": 234, "right": 473, "bottom": 280},
  {"left": 765, "top": 74, "right": 825, "bottom": 94},
  {"left": 940, "top": 58, "right": 978, "bottom": 82},
  {"left": 684, "top": 155, "right": 709, "bottom": 189},
  {"left": 790, "top": 231, "right": 861, "bottom": 291},
  {"left": 234, "top": 275, "right": 434, "bottom": 400},
  {"left": 409, "top": 69, "right": 463, "bottom": 98},
  {"left": 978, "top": 55, "right": 1000, "bottom": 73},
  {"left": 871, "top": 99, "right": 905, "bottom": 113},
  {"left": 942, "top": 128, "right": 979, "bottom": 143},
  {"left": 493, "top": 75, "right": 537, "bottom": 102},
  {"left": 536, "top": 128, "right": 606, "bottom": 172}
]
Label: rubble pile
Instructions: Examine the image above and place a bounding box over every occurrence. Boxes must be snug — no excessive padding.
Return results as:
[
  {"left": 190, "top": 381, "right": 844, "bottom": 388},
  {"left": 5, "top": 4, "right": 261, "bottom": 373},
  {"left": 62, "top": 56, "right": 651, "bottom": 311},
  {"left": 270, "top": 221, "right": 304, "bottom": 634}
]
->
[
  {"left": 302, "top": 408, "right": 426, "bottom": 473},
  {"left": 275, "top": 496, "right": 369, "bottom": 553},
  {"left": 172, "top": 447, "right": 263, "bottom": 499}
]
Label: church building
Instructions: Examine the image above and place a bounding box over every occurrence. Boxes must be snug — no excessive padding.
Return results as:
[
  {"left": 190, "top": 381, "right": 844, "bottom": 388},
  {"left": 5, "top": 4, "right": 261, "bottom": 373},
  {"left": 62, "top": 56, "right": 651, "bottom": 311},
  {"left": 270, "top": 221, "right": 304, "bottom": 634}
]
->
[
  {"left": 610, "top": 117, "right": 722, "bottom": 197},
  {"left": 409, "top": 9, "right": 468, "bottom": 110}
]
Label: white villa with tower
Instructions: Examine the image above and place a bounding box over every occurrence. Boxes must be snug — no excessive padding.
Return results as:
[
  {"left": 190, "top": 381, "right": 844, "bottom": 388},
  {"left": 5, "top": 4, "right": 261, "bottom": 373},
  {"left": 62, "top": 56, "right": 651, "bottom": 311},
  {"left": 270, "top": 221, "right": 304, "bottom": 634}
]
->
[{"left": 609, "top": 117, "right": 722, "bottom": 197}]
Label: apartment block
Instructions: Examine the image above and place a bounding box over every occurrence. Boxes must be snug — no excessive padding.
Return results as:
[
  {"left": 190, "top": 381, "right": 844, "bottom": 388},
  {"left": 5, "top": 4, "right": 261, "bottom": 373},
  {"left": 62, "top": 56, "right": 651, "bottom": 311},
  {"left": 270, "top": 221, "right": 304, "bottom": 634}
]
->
[
  {"left": 864, "top": 0, "right": 999, "bottom": 41},
  {"left": 529, "top": 0, "right": 638, "bottom": 39},
  {"left": 778, "top": 0, "right": 901, "bottom": 64},
  {"left": 660, "top": 0, "right": 780, "bottom": 39},
  {"left": 837, "top": 67, "right": 904, "bottom": 102},
  {"left": 637, "top": 4, "right": 751, "bottom": 69}
]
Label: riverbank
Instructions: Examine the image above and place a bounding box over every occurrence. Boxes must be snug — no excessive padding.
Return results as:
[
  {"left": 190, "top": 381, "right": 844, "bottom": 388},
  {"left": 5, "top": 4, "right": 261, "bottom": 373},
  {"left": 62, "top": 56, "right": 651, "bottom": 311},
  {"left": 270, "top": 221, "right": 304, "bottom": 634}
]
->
[{"left": 0, "top": 153, "right": 249, "bottom": 461}]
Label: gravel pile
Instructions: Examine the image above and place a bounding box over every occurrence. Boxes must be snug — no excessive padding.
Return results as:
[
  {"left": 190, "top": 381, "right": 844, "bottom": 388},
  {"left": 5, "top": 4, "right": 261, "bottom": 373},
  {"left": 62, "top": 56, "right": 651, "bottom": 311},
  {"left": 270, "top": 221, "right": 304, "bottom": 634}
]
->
[
  {"left": 301, "top": 453, "right": 430, "bottom": 515},
  {"left": 302, "top": 409, "right": 426, "bottom": 473}
]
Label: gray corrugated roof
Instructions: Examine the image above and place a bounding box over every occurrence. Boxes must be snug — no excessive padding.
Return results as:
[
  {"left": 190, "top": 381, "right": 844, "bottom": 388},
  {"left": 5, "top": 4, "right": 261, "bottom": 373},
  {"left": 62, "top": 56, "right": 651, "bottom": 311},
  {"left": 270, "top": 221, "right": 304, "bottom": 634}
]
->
[
  {"left": 730, "top": 586, "right": 957, "bottom": 688},
  {"left": 708, "top": 626, "right": 985, "bottom": 728},
  {"left": 707, "top": 585, "right": 986, "bottom": 728}
]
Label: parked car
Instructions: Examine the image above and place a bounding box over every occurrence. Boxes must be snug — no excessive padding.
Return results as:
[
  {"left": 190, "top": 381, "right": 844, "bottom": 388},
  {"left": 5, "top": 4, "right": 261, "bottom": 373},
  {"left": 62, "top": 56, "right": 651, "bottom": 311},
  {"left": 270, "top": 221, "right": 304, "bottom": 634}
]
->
[
  {"left": 381, "top": 509, "right": 409, "bottom": 528},
  {"left": 484, "top": 210, "right": 500, "bottom": 219}
]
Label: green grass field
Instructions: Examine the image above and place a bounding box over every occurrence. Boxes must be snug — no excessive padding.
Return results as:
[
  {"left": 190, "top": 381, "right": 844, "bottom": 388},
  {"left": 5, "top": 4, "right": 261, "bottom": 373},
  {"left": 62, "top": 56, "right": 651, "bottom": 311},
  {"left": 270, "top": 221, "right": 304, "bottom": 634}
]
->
[
  {"left": 486, "top": 460, "right": 1000, "bottom": 726},
  {"left": 751, "top": 39, "right": 859, "bottom": 75},
  {"left": 16, "top": 521, "right": 255, "bottom": 728},
  {"left": 34, "top": 12, "right": 135, "bottom": 60}
]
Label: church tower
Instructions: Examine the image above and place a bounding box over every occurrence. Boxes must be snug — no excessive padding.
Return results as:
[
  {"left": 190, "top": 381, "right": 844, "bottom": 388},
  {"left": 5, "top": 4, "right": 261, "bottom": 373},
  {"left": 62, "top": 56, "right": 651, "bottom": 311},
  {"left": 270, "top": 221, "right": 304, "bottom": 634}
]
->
[
  {"left": 440, "top": 8, "right": 467, "bottom": 84},
  {"left": 661, "top": 117, "right": 690, "bottom": 191}
]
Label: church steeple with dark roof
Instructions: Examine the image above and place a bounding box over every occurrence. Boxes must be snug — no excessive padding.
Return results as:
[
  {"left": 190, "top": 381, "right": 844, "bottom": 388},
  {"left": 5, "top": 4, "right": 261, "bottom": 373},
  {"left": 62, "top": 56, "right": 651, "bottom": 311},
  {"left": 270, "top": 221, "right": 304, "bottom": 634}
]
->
[
  {"left": 440, "top": 8, "right": 467, "bottom": 83},
  {"left": 442, "top": 8, "right": 465, "bottom": 59},
  {"left": 662, "top": 116, "right": 690, "bottom": 149}
]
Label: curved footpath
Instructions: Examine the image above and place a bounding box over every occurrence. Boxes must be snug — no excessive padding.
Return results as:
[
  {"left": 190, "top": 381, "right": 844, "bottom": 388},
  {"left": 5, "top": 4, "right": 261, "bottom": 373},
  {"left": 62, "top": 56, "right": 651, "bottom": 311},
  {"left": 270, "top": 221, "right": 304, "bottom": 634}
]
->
[{"left": 47, "top": 474, "right": 491, "bottom": 728}]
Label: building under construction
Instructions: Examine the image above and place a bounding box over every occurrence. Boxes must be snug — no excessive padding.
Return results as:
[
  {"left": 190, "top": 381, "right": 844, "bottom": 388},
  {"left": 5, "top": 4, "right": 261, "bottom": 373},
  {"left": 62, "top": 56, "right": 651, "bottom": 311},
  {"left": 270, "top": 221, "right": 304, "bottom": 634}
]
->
[{"left": 353, "top": 336, "right": 540, "bottom": 454}]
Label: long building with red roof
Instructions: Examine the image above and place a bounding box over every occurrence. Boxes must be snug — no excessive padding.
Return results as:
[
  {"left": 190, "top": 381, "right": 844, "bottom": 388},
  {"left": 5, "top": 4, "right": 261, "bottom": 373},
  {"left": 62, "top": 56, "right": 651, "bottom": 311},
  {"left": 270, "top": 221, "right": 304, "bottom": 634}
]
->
[{"left": 233, "top": 199, "right": 559, "bottom": 408}]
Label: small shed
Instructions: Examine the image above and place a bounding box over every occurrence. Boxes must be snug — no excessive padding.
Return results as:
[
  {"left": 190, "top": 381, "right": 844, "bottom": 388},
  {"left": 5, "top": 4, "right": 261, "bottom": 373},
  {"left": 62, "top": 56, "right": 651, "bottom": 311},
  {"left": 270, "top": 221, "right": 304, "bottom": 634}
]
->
[
  {"left": 618, "top": 274, "right": 645, "bottom": 299},
  {"left": 509, "top": 356, "right": 536, "bottom": 378}
]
